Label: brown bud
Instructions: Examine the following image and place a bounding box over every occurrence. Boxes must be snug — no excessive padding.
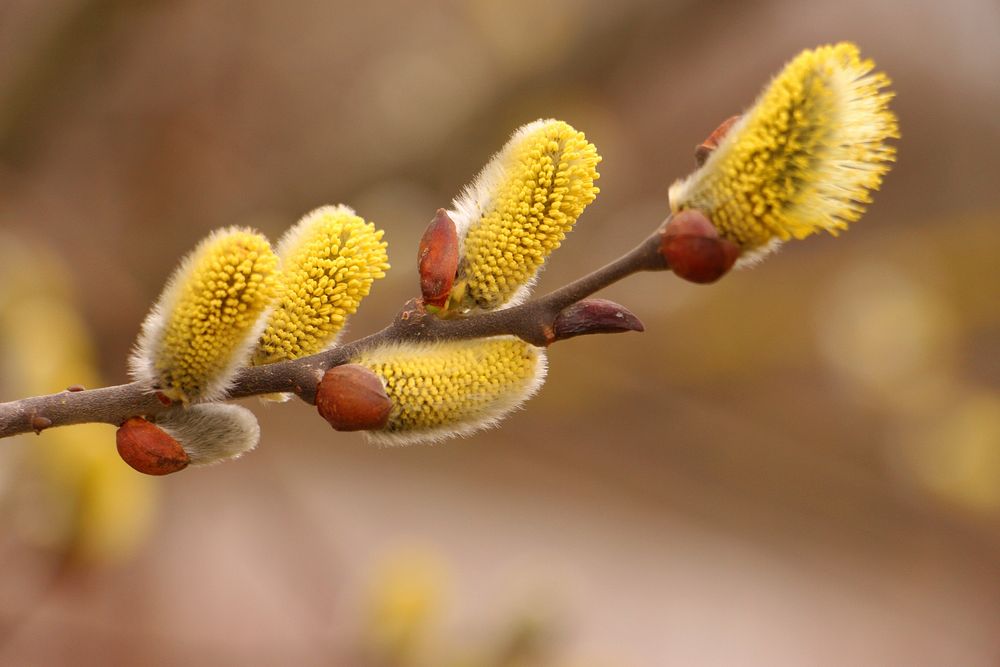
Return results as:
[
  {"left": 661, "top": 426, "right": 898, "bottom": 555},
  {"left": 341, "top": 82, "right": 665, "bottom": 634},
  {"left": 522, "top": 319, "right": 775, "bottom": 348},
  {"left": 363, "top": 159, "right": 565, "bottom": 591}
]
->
[
  {"left": 116, "top": 416, "right": 190, "bottom": 476},
  {"left": 659, "top": 209, "right": 741, "bottom": 284},
  {"left": 695, "top": 115, "right": 740, "bottom": 167},
  {"left": 31, "top": 415, "right": 52, "bottom": 433},
  {"left": 551, "top": 299, "right": 644, "bottom": 343},
  {"left": 316, "top": 364, "right": 392, "bottom": 431},
  {"left": 418, "top": 209, "right": 460, "bottom": 309}
]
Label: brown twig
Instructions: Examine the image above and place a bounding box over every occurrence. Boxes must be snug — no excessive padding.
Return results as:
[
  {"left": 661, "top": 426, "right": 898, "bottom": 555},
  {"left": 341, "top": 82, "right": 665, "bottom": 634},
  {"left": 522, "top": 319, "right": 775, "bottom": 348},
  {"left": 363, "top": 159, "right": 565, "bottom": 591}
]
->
[{"left": 0, "top": 228, "right": 669, "bottom": 439}]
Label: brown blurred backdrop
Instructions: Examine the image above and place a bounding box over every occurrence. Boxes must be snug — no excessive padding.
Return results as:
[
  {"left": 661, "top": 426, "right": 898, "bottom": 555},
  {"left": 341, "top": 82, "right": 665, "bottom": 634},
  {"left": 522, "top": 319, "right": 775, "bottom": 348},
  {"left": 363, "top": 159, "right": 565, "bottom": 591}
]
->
[{"left": 1, "top": 0, "right": 999, "bottom": 665}]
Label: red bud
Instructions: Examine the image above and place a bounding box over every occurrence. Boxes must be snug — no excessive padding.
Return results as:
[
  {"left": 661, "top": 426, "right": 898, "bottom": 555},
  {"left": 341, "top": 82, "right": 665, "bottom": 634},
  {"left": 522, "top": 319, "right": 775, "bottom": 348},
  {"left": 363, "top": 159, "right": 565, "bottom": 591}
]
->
[
  {"left": 418, "top": 209, "right": 460, "bottom": 309},
  {"left": 31, "top": 415, "right": 52, "bottom": 433},
  {"left": 551, "top": 299, "right": 644, "bottom": 343},
  {"left": 659, "top": 209, "right": 740, "bottom": 284},
  {"left": 116, "top": 417, "right": 190, "bottom": 475},
  {"left": 316, "top": 364, "right": 393, "bottom": 431},
  {"left": 695, "top": 115, "right": 740, "bottom": 167}
]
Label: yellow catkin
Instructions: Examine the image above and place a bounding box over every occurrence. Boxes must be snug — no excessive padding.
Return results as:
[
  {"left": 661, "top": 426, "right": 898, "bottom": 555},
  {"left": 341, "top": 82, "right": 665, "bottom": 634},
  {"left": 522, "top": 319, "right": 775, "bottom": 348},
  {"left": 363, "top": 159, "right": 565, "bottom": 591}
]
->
[
  {"left": 669, "top": 42, "right": 898, "bottom": 254},
  {"left": 354, "top": 337, "right": 546, "bottom": 445},
  {"left": 130, "top": 227, "right": 278, "bottom": 402},
  {"left": 254, "top": 205, "right": 390, "bottom": 365},
  {"left": 448, "top": 119, "right": 600, "bottom": 311}
]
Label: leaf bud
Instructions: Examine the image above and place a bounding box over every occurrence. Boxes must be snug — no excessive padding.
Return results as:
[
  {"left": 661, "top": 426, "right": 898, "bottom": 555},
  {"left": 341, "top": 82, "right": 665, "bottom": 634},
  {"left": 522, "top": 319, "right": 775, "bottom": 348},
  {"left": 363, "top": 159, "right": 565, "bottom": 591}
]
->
[{"left": 550, "top": 299, "right": 644, "bottom": 343}]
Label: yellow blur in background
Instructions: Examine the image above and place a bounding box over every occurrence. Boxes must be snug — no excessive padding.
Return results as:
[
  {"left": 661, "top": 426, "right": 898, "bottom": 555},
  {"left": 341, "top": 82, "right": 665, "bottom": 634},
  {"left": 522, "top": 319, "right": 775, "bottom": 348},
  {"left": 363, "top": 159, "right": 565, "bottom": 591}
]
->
[{"left": 0, "top": 234, "right": 155, "bottom": 565}]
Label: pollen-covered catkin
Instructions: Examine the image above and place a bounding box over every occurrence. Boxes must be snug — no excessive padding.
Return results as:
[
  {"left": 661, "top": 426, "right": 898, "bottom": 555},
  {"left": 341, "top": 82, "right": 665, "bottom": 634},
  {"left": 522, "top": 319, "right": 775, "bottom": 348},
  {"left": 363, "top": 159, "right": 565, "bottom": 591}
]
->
[
  {"left": 448, "top": 119, "right": 600, "bottom": 311},
  {"left": 254, "top": 205, "right": 389, "bottom": 365},
  {"left": 669, "top": 42, "right": 898, "bottom": 258},
  {"left": 354, "top": 337, "right": 546, "bottom": 445},
  {"left": 129, "top": 227, "right": 278, "bottom": 403}
]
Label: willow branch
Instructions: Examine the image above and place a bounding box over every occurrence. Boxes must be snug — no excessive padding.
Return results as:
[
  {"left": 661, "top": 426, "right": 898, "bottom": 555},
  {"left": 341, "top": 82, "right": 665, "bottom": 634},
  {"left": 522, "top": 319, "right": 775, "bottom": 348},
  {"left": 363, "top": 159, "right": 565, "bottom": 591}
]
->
[{"left": 0, "top": 228, "right": 667, "bottom": 440}]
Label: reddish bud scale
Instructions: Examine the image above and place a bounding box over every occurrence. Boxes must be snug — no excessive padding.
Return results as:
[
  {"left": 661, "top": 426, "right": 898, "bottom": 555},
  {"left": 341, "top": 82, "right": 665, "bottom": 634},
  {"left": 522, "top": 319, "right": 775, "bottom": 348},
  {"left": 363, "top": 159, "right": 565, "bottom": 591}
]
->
[
  {"left": 695, "top": 115, "right": 741, "bottom": 166},
  {"left": 551, "top": 299, "right": 644, "bottom": 343},
  {"left": 417, "top": 209, "right": 459, "bottom": 309},
  {"left": 116, "top": 417, "right": 190, "bottom": 476},
  {"left": 316, "top": 364, "right": 393, "bottom": 431},
  {"left": 659, "top": 209, "right": 740, "bottom": 284},
  {"left": 31, "top": 415, "right": 52, "bottom": 433}
]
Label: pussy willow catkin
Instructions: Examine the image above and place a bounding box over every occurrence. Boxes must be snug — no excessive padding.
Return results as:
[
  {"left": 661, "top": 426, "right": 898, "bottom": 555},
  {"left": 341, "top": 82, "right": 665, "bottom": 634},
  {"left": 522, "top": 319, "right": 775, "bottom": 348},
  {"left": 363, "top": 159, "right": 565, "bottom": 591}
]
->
[
  {"left": 254, "top": 205, "right": 389, "bottom": 365},
  {"left": 448, "top": 119, "right": 600, "bottom": 311},
  {"left": 354, "top": 337, "right": 546, "bottom": 445},
  {"left": 669, "top": 42, "right": 898, "bottom": 259},
  {"left": 130, "top": 227, "right": 278, "bottom": 402}
]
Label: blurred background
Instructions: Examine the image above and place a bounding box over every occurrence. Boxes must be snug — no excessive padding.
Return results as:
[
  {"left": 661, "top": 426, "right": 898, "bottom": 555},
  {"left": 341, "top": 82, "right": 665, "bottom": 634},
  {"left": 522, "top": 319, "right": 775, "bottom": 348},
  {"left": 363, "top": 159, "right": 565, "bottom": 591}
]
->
[{"left": 1, "top": 0, "right": 998, "bottom": 665}]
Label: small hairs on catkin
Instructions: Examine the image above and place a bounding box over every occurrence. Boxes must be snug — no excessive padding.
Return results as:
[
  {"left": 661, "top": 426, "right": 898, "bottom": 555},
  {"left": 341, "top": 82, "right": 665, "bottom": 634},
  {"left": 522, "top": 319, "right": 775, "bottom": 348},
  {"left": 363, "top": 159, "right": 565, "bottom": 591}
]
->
[
  {"left": 129, "top": 227, "right": 278, "bottom": 403},
  {"left": 447, "top": 119, "right": 600, "bottom": 312},
  {"left": 353, "top": 337, "right": 547, "bottom": 446},
  {"left": 668, "top": 42, "right": 898, "bottom": 262},
  {"left": 254, "top": 205, "right": 389, "bottom": 365},
  {"left": 156, "top": 403, "right": 261, "bottom": 466}
]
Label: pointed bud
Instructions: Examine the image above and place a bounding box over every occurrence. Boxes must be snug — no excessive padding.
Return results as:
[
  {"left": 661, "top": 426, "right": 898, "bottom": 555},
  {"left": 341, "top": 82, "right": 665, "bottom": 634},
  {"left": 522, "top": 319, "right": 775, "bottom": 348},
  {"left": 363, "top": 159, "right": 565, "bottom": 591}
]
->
[
  {"left": 417, "top": 209, "right": 459, "bottom": 309},
  {"left": 550, "top": 299, "right": 644, "bottom": 343},
  {"left": 316, "top": 364, "right": 393, "bottom": 431},
  {"left": 694, "top": 115, "right": 740, "bottom": 167},
  {"left": 116, "top": 417, "right": 190, "bottom": 476},
  {"left": 659, "top": 209, "right": 740, "bottom": 284}
]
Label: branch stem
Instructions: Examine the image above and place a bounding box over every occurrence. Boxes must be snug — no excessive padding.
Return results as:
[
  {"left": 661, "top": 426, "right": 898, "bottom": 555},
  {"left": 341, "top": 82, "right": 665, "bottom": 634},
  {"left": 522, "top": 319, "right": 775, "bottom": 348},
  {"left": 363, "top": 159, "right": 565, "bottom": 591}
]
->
[{"left": 0, "top": 227, "right": 668, "bottom": 439}]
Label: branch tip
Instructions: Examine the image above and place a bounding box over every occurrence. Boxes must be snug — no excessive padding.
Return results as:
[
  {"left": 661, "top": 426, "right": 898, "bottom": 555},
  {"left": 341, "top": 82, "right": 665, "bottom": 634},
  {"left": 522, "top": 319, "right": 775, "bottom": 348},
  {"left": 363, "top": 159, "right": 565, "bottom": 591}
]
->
[{"left": 551, "top": 299, "right": 644, "bottom": 343}]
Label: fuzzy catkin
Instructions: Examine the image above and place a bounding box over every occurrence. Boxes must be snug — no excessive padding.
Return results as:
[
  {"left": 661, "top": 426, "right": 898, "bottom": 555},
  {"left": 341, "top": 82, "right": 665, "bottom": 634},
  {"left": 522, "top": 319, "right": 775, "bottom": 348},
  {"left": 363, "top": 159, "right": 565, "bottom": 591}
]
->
[
  {"left": 448, "top": 119, "right": 600, "bottom": 311},
  {"left": 254, "top": 205, "right": 389, "bottom": 365},
  {"left": 354, "top": 337, "right": 546, "bottom": 446},
  {"left": 669, "top": 42, "right": 898, "bottom": 257},
  {"left": 157, "top": 403, "right": 260, "bottom": 465},
  {"left": 129, "top": 227, "right": 278, "bottom": 403}
]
